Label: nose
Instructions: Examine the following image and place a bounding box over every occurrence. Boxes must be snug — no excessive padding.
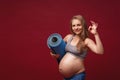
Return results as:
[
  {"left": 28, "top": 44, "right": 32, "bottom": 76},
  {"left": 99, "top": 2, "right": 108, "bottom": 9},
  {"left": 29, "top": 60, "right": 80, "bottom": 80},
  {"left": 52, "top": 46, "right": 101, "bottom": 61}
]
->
[{"left": 74, "top": 26, "right": 79, "bottom": 29}]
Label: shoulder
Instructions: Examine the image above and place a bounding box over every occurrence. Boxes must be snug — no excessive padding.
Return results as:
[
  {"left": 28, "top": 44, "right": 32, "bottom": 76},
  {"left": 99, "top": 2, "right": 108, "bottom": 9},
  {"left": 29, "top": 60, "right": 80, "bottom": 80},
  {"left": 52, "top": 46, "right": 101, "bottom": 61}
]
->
[
  {"left": 84, "top": 38, "right": 93, "bottom": 45},
  {"left": 65, "top": 34, "right": 73, "bottom": 38},
  {"left": 64, "top": 34, "right": 73, "bottom": 42}
]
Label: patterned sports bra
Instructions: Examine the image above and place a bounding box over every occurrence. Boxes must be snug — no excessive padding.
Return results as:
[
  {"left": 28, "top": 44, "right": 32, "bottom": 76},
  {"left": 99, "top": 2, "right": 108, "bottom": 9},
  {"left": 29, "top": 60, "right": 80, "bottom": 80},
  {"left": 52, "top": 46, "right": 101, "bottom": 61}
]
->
[{"left": 65, "top": 35, "right": 87, "bottom": 59}]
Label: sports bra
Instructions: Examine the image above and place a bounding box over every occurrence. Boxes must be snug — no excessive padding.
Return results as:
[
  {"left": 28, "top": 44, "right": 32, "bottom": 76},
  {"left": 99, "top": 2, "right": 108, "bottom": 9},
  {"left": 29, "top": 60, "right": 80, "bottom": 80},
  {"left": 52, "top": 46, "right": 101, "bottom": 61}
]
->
[{"left": 65, "top": 35, "right": 87, "bottom": 59}]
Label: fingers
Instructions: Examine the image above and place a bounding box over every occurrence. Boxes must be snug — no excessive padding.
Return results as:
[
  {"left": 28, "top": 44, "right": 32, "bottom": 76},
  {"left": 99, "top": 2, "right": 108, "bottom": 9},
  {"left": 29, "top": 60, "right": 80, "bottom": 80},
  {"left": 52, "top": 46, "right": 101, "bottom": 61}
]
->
[
  {"left": 90, "top": 20, "right": 95, "bottom": 24},
  {"left": 50, "top": 52, "right": 60, "bottom": 59},
  {"left": 88, "top": 20, "right": 99, "bottom": 34},
  {"left": 88, "top": 26, "right": 92, "bottom": 31},
  {"left": 90, "top": 20, "right": 98, "bottom": 27}
]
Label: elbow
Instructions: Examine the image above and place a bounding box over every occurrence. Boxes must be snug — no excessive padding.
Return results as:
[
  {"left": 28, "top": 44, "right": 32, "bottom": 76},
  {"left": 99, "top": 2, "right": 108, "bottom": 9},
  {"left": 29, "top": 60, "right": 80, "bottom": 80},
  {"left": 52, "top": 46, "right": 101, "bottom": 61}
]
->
[
  {"left": 94, "top": 47, "right": 104, "bottom": 54},
  {"left": 96, "top": 49, "right": 104, "bottom": 55},
  {"left": 100, "top": 48, "right": 104, "bottom": 54},
  {"left": 99, "top": 51, "right": 104, "bottom": 55}
]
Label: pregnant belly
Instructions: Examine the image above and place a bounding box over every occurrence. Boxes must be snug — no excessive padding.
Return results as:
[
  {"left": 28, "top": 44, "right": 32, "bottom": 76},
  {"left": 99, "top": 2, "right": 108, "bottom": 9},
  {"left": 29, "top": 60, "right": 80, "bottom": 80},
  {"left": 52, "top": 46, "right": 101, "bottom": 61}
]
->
[{"left": 59, "top": 53, "right": 85, "bottom": 78}]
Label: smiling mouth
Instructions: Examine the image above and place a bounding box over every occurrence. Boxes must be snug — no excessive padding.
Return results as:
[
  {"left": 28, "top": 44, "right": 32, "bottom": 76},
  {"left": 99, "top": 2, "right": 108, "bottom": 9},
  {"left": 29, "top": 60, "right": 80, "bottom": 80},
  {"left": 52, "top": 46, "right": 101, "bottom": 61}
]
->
[{"left": 75, "top": 29, "right": 81, "bottom": 32}]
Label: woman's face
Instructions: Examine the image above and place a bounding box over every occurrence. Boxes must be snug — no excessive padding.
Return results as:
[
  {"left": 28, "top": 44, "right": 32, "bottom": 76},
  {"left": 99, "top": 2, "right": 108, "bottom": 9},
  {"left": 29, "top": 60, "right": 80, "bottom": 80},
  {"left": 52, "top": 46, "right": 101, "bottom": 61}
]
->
[{"left": 71, "top": 19, "right": 83, "bottom": 35}]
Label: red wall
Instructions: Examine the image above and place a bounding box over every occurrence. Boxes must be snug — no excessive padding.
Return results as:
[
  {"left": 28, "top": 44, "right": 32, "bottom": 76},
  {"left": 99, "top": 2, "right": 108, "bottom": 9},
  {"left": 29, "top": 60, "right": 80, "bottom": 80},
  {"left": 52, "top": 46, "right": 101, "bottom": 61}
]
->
[{"left": 0, "top": 0, "right": 120, "bottom": 80}]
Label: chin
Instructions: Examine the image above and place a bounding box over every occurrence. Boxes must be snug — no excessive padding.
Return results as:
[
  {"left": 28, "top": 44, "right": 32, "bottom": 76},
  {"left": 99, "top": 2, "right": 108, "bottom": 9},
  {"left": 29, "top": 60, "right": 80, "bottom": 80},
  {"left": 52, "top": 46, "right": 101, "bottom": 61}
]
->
[{"left": 73, "top": 31, "right": 81, "bottom": 35}]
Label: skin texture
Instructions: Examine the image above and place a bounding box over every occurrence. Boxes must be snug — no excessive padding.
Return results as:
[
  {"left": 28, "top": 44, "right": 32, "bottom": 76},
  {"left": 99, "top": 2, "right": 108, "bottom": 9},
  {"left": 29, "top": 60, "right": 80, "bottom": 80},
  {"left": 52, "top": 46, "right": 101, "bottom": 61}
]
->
[{"left": 50, "top": 15, "right": 104, "bottom": 78}]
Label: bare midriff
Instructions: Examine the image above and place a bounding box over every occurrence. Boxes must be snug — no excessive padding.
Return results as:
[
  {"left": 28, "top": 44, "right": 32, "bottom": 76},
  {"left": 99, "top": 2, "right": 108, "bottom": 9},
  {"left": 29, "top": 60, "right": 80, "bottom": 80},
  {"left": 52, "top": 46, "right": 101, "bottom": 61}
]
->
[{"left": 59, "top": 52, "right": 85, "bottom": 78}]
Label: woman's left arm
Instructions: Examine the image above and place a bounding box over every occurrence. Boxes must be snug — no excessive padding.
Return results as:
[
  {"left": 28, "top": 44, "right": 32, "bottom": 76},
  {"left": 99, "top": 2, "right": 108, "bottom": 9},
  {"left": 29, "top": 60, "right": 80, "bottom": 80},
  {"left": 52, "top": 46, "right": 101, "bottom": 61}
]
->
[{"left": 85, "top": 21, "right": 104, "bottom": 54}]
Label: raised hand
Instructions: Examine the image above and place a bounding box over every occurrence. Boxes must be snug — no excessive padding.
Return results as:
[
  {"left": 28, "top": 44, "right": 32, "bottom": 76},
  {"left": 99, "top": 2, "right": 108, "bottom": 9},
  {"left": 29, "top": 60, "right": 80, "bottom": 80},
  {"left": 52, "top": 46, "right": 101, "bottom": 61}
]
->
[{"left": 88, "top": 21, "right": 98, "bottom": 35}]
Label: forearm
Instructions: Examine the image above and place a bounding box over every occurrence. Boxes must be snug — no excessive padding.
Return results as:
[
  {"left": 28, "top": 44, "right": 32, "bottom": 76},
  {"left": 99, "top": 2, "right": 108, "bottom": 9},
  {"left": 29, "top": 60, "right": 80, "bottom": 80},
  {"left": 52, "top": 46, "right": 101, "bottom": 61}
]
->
[{"left": 94, "top": 32, "right": 104, "bottom": 54}]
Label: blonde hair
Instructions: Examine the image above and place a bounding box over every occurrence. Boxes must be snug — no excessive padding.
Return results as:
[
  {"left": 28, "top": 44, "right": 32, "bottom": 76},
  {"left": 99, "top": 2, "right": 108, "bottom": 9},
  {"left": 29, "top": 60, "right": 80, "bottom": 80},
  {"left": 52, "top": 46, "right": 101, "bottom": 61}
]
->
[{"left": 70, "top": 15, "right": 89, "bottom": 51}]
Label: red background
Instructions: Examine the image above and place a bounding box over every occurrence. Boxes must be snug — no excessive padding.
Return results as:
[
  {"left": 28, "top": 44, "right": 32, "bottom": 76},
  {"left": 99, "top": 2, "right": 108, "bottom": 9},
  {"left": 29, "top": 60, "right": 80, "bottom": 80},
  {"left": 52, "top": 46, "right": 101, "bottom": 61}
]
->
[{"left": 0, "top": 0, "right": 120, "bottom": 80}]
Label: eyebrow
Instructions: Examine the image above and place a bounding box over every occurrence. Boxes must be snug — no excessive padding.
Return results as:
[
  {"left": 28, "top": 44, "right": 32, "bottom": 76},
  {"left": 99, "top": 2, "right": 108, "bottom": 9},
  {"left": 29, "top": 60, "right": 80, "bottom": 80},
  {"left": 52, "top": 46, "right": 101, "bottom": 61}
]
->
[{"left": 72, "top": 24, "right": 81, "bottom": 26}]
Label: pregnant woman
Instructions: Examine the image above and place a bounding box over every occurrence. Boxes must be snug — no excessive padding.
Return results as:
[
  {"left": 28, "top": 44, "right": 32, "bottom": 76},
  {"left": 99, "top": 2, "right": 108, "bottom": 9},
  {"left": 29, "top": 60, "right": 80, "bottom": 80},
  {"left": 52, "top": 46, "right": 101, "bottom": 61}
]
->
[{"left": 50, "top": 15, "right": 104, "bottom": 80}]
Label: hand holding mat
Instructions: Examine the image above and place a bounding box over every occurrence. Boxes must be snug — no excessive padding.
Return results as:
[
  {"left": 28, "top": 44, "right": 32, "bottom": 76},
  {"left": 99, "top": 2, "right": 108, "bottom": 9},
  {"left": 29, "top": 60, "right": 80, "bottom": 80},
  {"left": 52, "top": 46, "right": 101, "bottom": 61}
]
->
[{"left": 47, "top": 33, "right": 66, "bottom": 61}]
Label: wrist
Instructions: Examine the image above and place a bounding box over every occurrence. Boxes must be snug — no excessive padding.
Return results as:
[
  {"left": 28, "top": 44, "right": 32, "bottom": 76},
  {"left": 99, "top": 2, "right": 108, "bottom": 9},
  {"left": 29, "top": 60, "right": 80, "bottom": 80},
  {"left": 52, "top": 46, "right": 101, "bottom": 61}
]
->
[{"left": 94, "top": 32, "right": 98, "bottom": 35}]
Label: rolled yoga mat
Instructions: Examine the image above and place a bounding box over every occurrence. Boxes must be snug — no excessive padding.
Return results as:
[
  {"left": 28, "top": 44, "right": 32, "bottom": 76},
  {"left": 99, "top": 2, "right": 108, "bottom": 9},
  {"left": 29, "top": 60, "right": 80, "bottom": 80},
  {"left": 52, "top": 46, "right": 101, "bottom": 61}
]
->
[{"left": 47, "top": 33, "right": 66, "bottom": 61}]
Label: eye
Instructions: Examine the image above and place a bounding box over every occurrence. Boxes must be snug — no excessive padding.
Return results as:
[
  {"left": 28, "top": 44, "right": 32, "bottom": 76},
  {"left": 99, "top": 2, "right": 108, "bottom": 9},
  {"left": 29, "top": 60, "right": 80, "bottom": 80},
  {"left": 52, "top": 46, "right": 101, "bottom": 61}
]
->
[
  {"left": 77, "top": 24, "right": 81, "bottom": 26},
  {"left": 72, "top": 25, "right": 75, "bottom": 27}
]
